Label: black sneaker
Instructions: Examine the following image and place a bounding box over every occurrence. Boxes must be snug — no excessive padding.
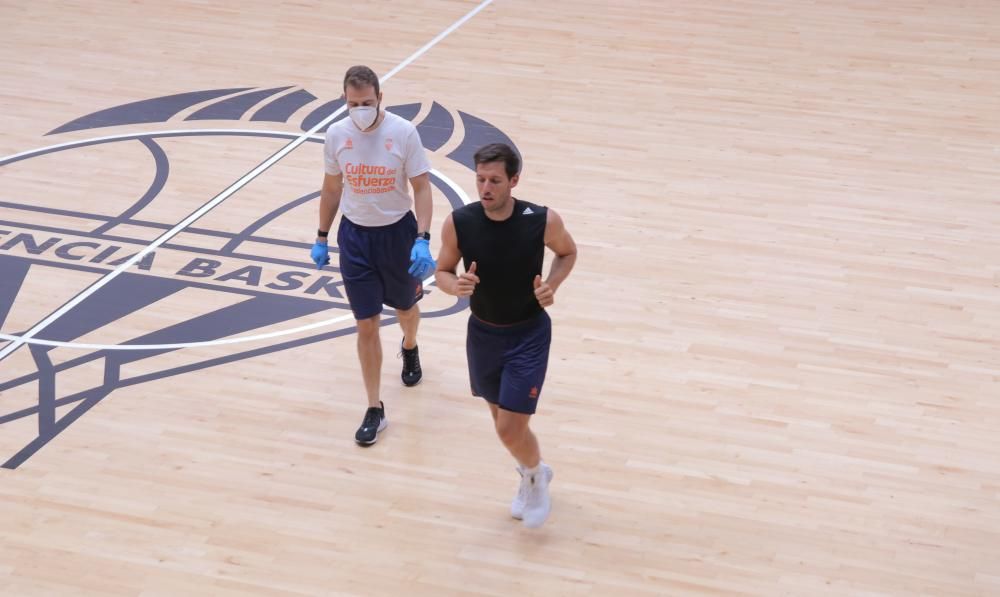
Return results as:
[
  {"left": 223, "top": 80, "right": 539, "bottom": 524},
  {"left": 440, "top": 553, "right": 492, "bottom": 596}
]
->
[
  {"left": 400, "top": 342, "right": 422, "bottom": 387},
  {"left": 355, "top": 401, "right": 387, "bottom": 446}
]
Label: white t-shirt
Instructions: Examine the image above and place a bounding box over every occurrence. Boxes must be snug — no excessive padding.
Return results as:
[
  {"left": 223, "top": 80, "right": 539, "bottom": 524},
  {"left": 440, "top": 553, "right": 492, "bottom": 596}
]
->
[{"left": 323, "top": 111, "right": 431, "bottom": 227}]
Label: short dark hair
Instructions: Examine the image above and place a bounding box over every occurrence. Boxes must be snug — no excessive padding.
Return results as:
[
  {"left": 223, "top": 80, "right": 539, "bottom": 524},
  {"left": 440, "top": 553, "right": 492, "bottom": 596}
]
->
[
  {"left": 473, "top": 143, "right": 521, "bottom": 179},
  {"left": 343, "top": 65, "right": 380, "bottom": 96}
]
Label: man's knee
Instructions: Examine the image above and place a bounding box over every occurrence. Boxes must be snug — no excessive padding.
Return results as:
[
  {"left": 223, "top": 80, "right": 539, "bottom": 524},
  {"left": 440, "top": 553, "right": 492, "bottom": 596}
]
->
[
  {"left": 495, "top": 414, "right": 529, "bottom": 446},
  {"left": 396, "top": 303, "right": 420, "bottom": 319},
  {"left": 356, "top": 315, "right": 380, "bottom": 337}
]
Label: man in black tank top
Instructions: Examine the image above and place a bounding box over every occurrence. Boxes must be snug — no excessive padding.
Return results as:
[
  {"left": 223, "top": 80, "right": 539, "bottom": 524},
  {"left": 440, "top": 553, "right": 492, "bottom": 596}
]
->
[{"left": 435, "top": 143, "right": 577, "bottom": 529}]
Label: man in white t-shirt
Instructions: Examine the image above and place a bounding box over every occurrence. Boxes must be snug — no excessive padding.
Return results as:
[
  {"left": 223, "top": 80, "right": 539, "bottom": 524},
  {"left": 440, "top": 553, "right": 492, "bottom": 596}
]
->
[{"left": 310, "top": 65, "right": 436, "bottom": 445}]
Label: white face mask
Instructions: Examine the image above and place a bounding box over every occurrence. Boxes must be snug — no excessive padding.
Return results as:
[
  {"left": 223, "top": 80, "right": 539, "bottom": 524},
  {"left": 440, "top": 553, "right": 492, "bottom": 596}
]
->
[{"left": 349, "top": 106, "right": 378, "bottom": 130}]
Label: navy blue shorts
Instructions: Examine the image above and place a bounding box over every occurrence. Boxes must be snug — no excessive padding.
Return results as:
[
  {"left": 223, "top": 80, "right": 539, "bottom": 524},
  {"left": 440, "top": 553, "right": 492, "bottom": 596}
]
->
[
  {"left": 338, "top": 211, "right": 423, "bottom": 320},
  {"left": 466, "top": 311, "right": 552, "bottom": 415}
]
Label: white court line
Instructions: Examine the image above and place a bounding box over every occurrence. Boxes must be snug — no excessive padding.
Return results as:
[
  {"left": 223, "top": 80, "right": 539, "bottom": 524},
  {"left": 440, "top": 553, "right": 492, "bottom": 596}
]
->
[
  {"left": 0, "top": 129, "right": 325, "bottom": 164},
  {"left": 0, "top": 0, "right": 494, "bottom": 361},
  {"left": 0, "top": 169, "right": 472, "bottom": 351},
  {"left": 0, "top": 313, "right": 358, "bottom": 352}
]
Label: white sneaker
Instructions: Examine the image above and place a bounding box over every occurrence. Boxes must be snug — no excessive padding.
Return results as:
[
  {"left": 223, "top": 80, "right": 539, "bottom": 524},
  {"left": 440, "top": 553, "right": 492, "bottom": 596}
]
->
[
  {"left": 511, "top": 463, "right": 553, "bottom": 520},
  {"left": 520, "top": 463, "right": 553, "bottom": 528}
]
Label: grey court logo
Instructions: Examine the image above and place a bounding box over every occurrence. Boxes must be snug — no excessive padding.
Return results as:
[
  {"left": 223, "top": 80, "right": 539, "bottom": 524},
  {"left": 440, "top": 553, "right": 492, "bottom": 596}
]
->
[{"left": 0, "top": 86, "right": 519, "bottom": 468}]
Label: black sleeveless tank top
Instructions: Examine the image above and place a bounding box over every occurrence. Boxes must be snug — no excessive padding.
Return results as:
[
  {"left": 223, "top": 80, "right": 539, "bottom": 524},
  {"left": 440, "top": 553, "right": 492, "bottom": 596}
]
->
[{"left": 452, "top": 198, "right": 547, "bottom": 325}]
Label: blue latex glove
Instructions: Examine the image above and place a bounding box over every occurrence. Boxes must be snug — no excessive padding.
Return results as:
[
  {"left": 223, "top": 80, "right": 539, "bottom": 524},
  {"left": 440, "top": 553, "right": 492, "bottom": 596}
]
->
[
  {"left": 408, "top": 237, "right": 436, "bottom": 279},
  {"left": 310, "top": 241, "right": 330, "bottom": 269}
]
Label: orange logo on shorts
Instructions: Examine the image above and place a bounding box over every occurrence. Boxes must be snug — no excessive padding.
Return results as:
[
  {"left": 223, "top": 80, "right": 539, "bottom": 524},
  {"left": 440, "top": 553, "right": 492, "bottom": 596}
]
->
[{"left": 529, "top": 386, "right": 539, "bottom": 399}]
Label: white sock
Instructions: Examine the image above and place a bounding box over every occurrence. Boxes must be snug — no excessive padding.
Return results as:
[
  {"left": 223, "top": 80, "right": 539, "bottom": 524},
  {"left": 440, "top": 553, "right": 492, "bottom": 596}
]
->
[{"left": 522, "top": 462, "right": 543, "bottom": 476}]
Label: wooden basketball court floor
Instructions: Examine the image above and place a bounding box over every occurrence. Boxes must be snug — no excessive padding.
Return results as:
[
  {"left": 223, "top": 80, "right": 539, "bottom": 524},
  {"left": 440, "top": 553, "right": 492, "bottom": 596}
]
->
[{"left": 2, "top": 1, "right": 999, "bottom": 595}]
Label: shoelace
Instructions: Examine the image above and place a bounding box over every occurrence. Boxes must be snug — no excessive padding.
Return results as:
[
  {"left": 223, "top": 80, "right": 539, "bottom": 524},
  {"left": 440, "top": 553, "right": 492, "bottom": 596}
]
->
[
  {"left": 401, "top": 347, "right": 420, "bottom": 372},
  {"left": 516, "top": 468, "right": 529, "bottom": 502},
  {"left": 524, "top": 473, "right": 541, "bottom": 504},
  {"left": 363, "top": 407, "right": 381, "bottom": 429}
]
